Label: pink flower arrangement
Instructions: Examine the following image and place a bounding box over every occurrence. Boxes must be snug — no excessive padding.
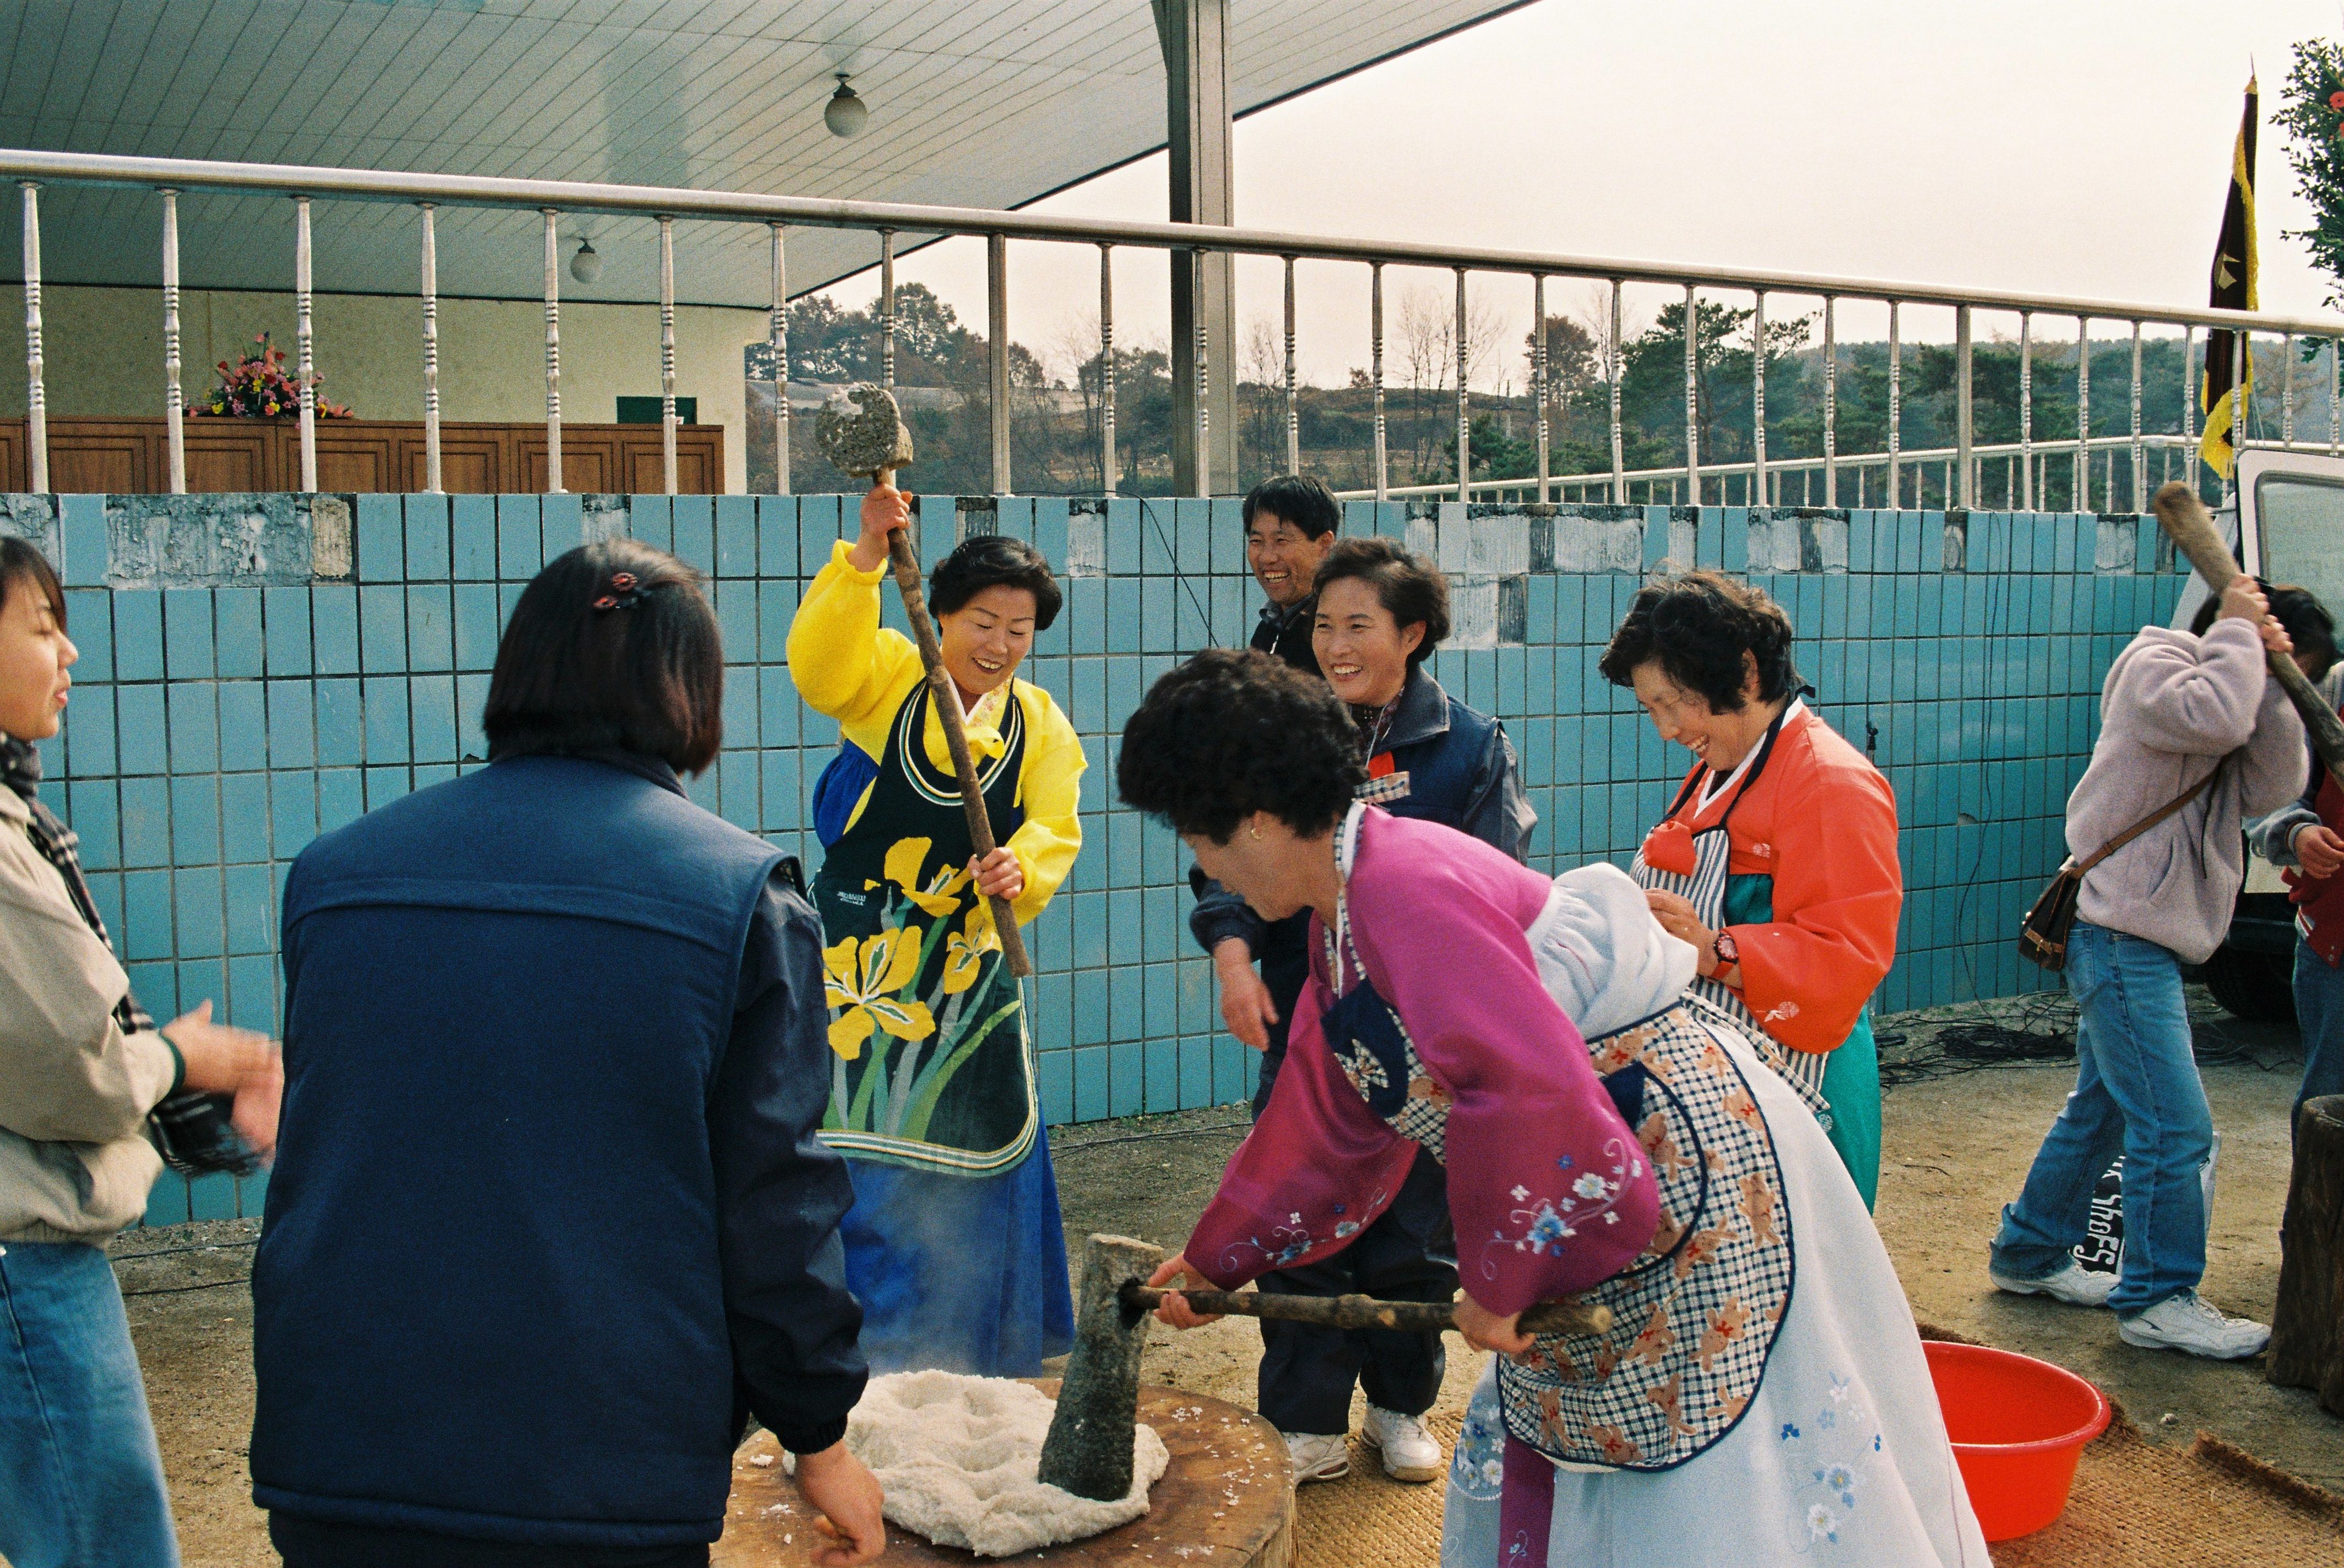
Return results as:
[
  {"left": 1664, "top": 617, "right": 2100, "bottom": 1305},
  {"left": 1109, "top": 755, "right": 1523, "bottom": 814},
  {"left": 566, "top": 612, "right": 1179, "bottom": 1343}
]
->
[{"left": 192, "top": 333, "right": 351, "bottom": 419}]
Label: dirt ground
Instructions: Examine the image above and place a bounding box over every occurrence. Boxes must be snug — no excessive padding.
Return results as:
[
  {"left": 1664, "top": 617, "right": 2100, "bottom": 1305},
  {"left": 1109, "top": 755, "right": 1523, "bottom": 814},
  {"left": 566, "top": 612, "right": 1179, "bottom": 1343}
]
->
[{"left": 115, "top": 986, "right": 2344, "bottom": 1565}]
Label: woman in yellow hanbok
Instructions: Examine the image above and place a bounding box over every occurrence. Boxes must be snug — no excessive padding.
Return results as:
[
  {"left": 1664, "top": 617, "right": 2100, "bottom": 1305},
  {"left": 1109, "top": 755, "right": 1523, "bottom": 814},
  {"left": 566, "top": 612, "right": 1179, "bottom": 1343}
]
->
[{"left": 788, "top": 483, "right": 1084, "bottom": 1375}]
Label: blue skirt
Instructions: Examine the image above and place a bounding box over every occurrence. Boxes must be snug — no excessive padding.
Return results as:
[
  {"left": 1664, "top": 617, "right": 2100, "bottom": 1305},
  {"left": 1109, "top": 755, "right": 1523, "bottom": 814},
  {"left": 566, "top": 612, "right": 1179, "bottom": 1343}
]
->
[{"left": 839, "top": 1135, "right": 1075, "bottom": 1377}]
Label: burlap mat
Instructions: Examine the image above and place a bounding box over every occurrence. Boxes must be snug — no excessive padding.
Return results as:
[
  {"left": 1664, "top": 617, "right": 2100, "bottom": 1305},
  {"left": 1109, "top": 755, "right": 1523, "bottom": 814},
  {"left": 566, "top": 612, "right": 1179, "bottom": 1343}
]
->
[
  {"left": 1988, "top": 1417, "right": 2344, "bottom": 1567},
  {"left": 1291, "top": 1408, "right": 1459, "bottom": 1567},
  {"left": 1291, "top": 1385, "right": 2344, "bottom": 1566}
]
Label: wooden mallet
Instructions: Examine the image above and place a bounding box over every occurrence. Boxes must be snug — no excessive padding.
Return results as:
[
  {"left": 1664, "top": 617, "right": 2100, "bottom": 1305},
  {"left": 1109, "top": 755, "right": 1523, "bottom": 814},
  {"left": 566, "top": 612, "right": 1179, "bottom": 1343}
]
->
[
  {"left": 816, "top": 383, "right": 1032, "bottom": 977},
  {"left": 2151, "top": 480, "right": 2344, "bottom": 781}
]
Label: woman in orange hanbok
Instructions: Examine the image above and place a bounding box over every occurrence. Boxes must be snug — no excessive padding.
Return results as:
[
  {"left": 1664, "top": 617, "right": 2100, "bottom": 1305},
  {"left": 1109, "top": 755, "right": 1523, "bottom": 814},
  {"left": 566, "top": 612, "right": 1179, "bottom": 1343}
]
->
[{"left": 1600, "top": 573, "right": 1900, "bottom": 1207}]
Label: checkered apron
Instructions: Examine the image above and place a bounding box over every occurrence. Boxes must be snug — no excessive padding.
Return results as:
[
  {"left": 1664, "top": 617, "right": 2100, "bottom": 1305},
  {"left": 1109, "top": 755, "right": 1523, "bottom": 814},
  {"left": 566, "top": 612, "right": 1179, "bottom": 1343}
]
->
[{"left": 1322, "top": 809, "right": 1794, "bottom": 1471}]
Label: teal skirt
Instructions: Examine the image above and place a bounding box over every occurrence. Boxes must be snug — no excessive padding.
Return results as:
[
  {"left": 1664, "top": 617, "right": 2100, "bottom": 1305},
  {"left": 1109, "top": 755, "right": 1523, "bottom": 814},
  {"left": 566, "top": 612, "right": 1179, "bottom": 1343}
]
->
[{"left": 1727, "top": 873, "right": 1884, "bottom": 1209}]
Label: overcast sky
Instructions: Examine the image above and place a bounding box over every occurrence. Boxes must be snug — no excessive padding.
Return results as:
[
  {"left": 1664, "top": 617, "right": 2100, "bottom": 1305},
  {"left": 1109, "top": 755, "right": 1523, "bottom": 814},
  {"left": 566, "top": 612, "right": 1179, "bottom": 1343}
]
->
[{"left": 837, "top": 0, "right": 2344, "bottom": 393}]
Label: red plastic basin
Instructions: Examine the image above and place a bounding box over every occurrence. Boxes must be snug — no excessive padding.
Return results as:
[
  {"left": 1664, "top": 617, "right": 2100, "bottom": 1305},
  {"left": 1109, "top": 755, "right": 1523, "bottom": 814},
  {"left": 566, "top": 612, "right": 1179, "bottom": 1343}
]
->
[{"left": 1924, "top": 1341, "right": 2110, "bottom": 1542}]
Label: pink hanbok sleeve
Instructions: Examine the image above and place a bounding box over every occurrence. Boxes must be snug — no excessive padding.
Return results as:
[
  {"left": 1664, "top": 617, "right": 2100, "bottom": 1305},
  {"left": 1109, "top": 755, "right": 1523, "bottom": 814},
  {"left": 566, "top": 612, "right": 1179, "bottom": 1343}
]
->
[
  {"left": 1347, "top": 855, "right": 1661, "bottom": 1312},
  {"left": 1185, "top": 989, "right": 1420, "bottom": 1289},
  {"left": 1186, "top": 835, "right": 1662, "bottom": 1316}
]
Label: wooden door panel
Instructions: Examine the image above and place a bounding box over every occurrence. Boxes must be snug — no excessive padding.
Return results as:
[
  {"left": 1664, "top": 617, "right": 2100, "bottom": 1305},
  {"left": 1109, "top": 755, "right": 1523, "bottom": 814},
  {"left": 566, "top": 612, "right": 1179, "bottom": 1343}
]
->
[
  {"left": 48, "top": 432, "right": 145, "bottom": 495},
  {"left": 182, "top": 425, "right": 276, "bottom": 493},
  {"left": 316, "top": 432, "right": 395, "bottom": 493}
]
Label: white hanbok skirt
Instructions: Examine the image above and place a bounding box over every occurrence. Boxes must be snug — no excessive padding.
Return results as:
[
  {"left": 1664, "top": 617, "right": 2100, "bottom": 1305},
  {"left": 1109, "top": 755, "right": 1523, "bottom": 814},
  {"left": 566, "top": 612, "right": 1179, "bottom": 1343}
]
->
[{"left": 1438, "top": 1019, "right": 1992, "bottom": 1568}]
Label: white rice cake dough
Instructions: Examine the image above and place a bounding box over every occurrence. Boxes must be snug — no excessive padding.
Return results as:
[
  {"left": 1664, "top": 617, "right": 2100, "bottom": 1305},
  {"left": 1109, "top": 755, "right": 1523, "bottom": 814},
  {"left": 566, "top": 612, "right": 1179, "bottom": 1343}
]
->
[{"left": 844, "top": 1370, "right": 1171, "bottom": 1558}]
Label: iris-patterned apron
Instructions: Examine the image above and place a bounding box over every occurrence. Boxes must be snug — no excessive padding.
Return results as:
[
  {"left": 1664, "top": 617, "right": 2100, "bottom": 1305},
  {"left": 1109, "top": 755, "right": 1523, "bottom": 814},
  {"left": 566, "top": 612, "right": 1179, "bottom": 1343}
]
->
[
  {"left": 1319, "top": 808, "right": 1793, "bottom": 1474},
  {"left": 813, "top": 681, "right": 1039, "bottom": 1176},
  {"left": 1629, "top": 709, "right": 1831, "bottom": 1120}
]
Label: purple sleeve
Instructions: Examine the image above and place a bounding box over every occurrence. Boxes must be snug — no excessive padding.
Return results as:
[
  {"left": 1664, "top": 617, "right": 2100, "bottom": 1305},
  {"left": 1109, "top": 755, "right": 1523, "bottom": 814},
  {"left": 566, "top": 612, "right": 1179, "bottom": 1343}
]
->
[
  {"left": 1350, "top": 858, "right": 1662, "bottom": 1315},
  {"left": 1185, "top": 984, "right": 1419, "bottom": 1289}
]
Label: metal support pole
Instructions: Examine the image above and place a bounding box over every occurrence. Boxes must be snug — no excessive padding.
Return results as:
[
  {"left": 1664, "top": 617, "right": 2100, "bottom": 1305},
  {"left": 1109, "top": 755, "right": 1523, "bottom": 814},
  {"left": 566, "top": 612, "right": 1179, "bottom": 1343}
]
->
[
  {"left": 1370, "top": 262, "right": 1387, "bottom": 501},
  {"left": 1193, "top": 251, "right": 1211, "bottom": 496},
  {"left": 420, "top": 203, "right": 441, "bottom": 493},
  {"left": 1608, "top": 280, "right": 1625, "bottom": 504},
  {"left": 2332, "top": 338, "right": 2340, "bottom": 458},
  {"left": 2283, "top": 330, "right": 2297, "bottom": 447},
  {"left": 1454, "top": 268, "right": 1471, "bottom": 502},
  {"left": 1099, "top": 243, "right": 1116, "bottom": 496},
  {"left": 160, "top": 188, "right": 185, "bottom": 494},
  {"left": 1681, "top": 284, "right": 1700, "bottom": 506},
  {"left": 2019, "top": 312, "right": 2034, "bottom": 509},
  {"left": 990, "top": 233, "right": 1012, "bottom": 496},
  {"left": 659, "top": 215, "right": 677, "bottom": 496},
  {"left": 2075, "top": 317, "right": 2091, "bottom": 512},
  {"left": 2224, "top": 328, "right": 2247, "bottom": 499},
  {"left": 295, "top": 196, "right": 316, "bottom": 492},
  {"left": 878, "top": 229, "right": 896, "bottom": 389},
  {"left": 1822, "top": 295, "right": 1837, "bottom": 507},
  {"left": 2130, "top": 321, "right": 2144, "bottom": 511},
  {"left": 1532, "top": 273, "right": 1549, "bottom": 502},
  {"left": 1751, "top": 290, "right": 1768, "bottom": 507},
  {"left": 19, "top": 183, "right": 44, "bottom": 493},
  {"left": 769, "top": 223, "right": 789, "bottom": 495},
  {"left": 542, "top": 208, "right": 562, "bottom": 493},
  {"left": 1955, "top": 304, "right": 1973, "bottom": 509},
  {"left": 1283, "top": 255, "right": 1299, "bottom": 475},
  {"left": 1886, "top": 300, "right": 1901, "bottom": 507},
  {"left": 2182, "top": 324, "right": 2197, "bottom": 473}
]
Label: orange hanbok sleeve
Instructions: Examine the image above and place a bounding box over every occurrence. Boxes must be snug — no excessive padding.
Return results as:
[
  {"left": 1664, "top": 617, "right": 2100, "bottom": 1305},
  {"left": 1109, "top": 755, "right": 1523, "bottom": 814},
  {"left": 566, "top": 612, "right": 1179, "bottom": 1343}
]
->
[{"left": 1728, "top": 733, "right": 1901, "bottom": 1054}]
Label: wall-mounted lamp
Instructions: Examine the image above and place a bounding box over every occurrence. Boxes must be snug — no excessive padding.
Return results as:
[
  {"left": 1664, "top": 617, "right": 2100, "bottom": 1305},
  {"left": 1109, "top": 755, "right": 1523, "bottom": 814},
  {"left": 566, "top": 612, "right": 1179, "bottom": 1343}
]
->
[
  {"left": 569, "top": 237, "right": 601, "bottom": 284},
  {"left": 825, "top": 73, "right": 867, "bottom": 138}
]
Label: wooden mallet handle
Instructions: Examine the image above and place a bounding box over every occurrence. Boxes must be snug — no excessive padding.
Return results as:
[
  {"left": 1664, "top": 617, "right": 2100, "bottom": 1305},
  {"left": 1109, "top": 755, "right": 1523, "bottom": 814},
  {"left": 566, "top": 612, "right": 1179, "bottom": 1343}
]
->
[
  {"left": 2151, "top": 480, "right": 2344, "bottom": 781},
  {"left": 877, "top": 479, "right": 1034, "bottom": 978},
  {"left": 1118, "top": 1281, "right": 1614, "bottom": 1339}
]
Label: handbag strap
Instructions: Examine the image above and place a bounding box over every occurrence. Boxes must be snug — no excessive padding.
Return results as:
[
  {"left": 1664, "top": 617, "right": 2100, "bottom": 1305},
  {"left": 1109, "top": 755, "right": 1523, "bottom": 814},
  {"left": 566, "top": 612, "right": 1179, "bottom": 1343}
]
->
[{"left": 2072, "top": 757, "right": 2228, "bottom": 874}]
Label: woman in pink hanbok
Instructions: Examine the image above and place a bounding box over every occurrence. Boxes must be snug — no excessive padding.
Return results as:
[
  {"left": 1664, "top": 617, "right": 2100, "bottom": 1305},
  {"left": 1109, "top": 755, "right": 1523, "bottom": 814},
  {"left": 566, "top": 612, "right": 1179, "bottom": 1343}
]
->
[{"left": 1116, "top": 649, "right": 1986, "bottom": 1568}]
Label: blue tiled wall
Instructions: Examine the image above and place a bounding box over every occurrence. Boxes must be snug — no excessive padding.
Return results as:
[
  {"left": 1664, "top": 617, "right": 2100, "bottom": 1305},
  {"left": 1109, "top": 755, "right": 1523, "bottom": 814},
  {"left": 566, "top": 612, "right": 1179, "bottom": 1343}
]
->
[{"left": 0, "top": 492, "right": 2185, "bottom": 1225}]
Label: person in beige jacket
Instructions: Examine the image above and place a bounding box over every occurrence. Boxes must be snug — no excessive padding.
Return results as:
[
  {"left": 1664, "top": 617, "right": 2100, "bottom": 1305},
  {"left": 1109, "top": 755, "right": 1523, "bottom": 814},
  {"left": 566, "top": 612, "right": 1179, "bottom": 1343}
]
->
[{"left": 0, "top": 536, "right": 282, "bottom": 1568}]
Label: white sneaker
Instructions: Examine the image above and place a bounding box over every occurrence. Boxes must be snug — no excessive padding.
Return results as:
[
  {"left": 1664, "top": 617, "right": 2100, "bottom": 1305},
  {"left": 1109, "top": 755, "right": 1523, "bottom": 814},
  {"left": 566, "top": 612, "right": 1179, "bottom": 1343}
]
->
[
  {"left": 1360, "top": 1404, "right": 1442, "bottom": 1483},
  {"left": 1283, "top": 1430, "right": 1350, "bottom": 1483},
  {"left": 1989, "top": 1260, "right": 2117, "bottom": 1309},
  {"left": 2116, "top": 1290, "right": 2271, "bottom": 1360}
]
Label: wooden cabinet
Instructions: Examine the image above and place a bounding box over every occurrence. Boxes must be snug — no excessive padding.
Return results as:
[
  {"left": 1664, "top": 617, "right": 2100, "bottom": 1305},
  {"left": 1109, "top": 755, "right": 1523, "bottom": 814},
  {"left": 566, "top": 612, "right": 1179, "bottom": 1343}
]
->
[{"left": 0, "top": 418, "right": 724, "bottom": 495}]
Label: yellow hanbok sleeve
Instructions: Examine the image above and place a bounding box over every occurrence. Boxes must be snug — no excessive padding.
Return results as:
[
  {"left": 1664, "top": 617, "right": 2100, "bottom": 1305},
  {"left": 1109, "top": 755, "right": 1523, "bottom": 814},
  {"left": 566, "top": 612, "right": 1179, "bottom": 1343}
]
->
[
  {"left": 1004, "top": 682, "right": 1085, "bottom": 927},
  {"left": 785, "top": 538, "right": 925, "bottom": 757}
]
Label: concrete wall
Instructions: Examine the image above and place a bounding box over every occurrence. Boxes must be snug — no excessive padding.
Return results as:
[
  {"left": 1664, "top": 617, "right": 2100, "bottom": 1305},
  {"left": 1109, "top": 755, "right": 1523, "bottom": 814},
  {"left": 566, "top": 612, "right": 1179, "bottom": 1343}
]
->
[
  {"left": 0, "top": 286, "right": 768, "bottom": 493},
  {"left": 0, "top": 489, "right": 2185, "bottom": 1225}
]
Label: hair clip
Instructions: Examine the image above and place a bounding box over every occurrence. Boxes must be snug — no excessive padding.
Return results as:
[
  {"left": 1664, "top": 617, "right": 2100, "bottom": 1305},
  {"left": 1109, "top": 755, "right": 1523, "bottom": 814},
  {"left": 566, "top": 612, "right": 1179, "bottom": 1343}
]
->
[{"left": 593, "top": 571, "right": 647, "bottom": 612}]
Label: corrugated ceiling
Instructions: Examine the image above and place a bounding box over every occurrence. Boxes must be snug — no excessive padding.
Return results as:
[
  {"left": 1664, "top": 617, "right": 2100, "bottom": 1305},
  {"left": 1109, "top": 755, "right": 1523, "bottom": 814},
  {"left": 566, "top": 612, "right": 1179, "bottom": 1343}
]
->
[{"left": 0, "top": 0, "right": 1525, "bottom": 305}]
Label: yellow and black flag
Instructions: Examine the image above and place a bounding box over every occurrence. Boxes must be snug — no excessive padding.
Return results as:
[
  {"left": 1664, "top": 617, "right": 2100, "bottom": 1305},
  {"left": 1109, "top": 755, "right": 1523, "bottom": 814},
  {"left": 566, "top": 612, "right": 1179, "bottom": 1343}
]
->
[{"left": 2202, "top": 75, "right": 2259, "bottom": 480}]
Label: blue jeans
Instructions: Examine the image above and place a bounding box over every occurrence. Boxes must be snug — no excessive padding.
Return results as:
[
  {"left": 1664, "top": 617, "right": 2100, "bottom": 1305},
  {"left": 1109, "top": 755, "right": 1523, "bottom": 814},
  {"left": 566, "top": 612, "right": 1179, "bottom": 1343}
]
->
[
  {"left": 2292, "top": 936, "right": 2344, "bottom": 1149},
  {"left": 0, "top": 1240, "right": 179, "bottom": 1568},
  {"left": 1990, "top": 922, "right": 2213, "bottom": 1317}
]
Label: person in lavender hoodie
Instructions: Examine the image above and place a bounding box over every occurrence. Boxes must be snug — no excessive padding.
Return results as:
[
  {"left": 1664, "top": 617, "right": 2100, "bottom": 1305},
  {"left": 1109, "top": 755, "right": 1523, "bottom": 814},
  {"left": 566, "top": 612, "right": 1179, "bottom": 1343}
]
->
[
  {"left": 1991, "top": 576, "right": 2325, "bottom": 1359},
  {"left": 1118, "top": 649, "right": 1985, "bottom": 1568}
]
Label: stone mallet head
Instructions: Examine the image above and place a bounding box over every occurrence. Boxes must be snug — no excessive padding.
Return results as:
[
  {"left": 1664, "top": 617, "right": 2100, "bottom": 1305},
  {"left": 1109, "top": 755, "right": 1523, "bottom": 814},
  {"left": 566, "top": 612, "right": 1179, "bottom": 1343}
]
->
[
  {"left": 815, "top": 381, "right": 914, "bottom": 486},
  {"left": 1036, "top": 1234, "right": 1164, "bottom": 1503}
]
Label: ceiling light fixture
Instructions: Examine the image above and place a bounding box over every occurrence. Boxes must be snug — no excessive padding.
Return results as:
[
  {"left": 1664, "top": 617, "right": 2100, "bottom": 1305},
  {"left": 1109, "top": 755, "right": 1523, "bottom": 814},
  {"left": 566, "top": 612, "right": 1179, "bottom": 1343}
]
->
[
  {"left": 569, "top": 237, "right": 601, "bottom": 284},
  {"left": 824, "top": 73, "right": 867, "bottom": 138}
]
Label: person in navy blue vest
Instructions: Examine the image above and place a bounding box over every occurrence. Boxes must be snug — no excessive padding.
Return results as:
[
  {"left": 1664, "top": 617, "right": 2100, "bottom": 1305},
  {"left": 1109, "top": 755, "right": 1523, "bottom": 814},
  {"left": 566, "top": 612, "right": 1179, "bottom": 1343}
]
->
[
  {"left": 251, "top": 540, "right": 882, "bottom": 1568},
  {"left": 1191, "top": 535, "right": 1533, "bottom": 1486}
]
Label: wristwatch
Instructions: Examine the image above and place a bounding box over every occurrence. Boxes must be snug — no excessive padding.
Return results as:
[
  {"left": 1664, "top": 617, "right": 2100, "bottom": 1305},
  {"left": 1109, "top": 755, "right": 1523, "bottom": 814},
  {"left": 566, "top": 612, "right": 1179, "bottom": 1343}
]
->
[{"left": 1711, "top": 930, "right": 1739, "bottom": 973}]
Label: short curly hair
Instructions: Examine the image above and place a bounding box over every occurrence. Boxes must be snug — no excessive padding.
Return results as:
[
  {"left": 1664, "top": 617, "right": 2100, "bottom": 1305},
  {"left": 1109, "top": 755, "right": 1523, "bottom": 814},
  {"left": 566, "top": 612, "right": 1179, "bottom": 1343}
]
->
[
  {"left": 930, "top": 534, "right": 1062, "bottom": 631},
  {"left": 1597, "top": 571, "right": 1801, "bottom": 714},
  {"left": 1312, "top": 537, "right": 1451, "bottom": 671},
  {"left": 1117, "top": 649, "right": 1365, "bottom": 843}
]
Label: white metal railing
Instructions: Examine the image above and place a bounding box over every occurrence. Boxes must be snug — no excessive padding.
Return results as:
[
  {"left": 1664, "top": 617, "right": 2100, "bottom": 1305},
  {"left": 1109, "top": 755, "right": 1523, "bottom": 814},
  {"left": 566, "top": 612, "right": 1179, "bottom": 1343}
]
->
[
  {"left": 1358, "top": 433, "right": 2209, "bottom": 513},
  {"left": 7, "top": 146, "right": 2344, "bottom": 505}
]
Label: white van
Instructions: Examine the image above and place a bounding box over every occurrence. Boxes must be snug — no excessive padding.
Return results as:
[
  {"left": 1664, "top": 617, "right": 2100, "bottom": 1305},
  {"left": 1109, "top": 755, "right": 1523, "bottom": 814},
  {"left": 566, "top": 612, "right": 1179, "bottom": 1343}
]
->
[{"left": 2179, "top": 447, "right": 2344, "bottom": 1021}]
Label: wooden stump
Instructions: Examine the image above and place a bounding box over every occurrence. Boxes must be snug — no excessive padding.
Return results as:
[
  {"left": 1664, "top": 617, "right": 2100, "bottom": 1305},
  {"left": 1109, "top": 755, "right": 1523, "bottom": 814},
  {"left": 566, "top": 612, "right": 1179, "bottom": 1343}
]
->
[
  {"left": 715, "top": 1383, "right": 1293, "bottom": 1568},
  {"left": 2268, "top": 1094, "right": 2344, "bottom": 1416}
]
